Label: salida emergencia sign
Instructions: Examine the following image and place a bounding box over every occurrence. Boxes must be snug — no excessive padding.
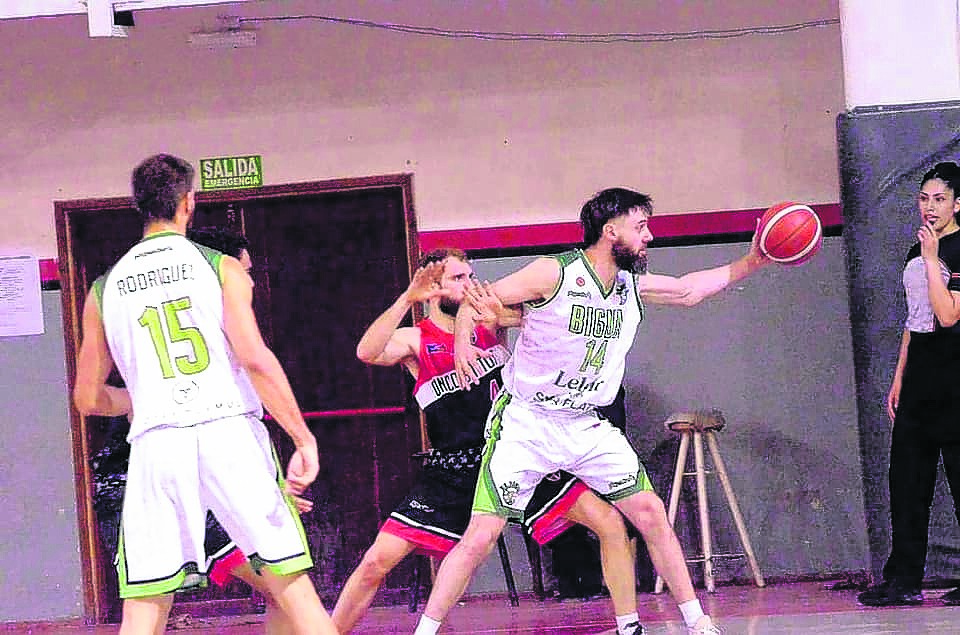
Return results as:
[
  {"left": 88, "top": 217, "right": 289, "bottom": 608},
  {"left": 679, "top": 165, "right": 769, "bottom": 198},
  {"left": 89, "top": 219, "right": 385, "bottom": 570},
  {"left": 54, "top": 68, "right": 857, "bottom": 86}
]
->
[{"left": 199, "top": 155, "right": 263, "bottom": 191}]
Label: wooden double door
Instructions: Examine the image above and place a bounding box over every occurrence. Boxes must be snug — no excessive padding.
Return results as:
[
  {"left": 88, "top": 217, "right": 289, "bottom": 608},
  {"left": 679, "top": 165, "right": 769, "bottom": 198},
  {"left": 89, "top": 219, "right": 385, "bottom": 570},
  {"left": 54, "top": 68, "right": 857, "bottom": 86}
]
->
[{"left": 56, "top": 174, "right": 425, "bottom": 623}]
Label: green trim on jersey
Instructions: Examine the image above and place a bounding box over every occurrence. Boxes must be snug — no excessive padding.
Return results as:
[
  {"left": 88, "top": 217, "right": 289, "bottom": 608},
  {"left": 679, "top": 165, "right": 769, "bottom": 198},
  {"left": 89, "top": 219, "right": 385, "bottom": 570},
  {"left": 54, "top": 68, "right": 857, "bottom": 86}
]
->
[
  {"left": 187, "top": 240, "right": 225, "bottom": 285},
  {"left": 142, "top": 230, "right": 180, "bottom": 240},
  {"left": 630, "top": 273, "right": 645, "bottom": 321},
  {"left": 91, "top": 273, "right": 108, "bottom": 317},
  {"left": 251, "top": 442, "right": 315, "bottom": 576},
  {"left": 527, "top": 250, "right": 578, "bottom": 309},
  {"left": 473, "top": 390, "right": 523, "bottom": 520},
  {"left": 577, "top": 249, "right": 617, "bottom": 299}
]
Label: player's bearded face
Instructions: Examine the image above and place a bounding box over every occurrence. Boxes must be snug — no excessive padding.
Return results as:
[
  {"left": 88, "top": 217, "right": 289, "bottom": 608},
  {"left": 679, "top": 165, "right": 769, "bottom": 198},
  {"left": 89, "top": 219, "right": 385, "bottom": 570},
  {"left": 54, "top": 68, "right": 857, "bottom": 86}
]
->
[
  {"left": 439, "top": 295, "right": 460, "bottom": 317},
  {"left": 612, "top": 238, "right": 647, "bottom": 274}
]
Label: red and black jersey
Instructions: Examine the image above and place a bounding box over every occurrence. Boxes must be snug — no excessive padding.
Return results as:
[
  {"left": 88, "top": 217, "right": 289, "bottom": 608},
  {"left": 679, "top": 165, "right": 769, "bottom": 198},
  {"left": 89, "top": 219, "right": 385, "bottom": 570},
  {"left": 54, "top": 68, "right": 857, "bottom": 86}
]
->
[{"left": 413, "top": 318, "right": 510, "bottom": 451}]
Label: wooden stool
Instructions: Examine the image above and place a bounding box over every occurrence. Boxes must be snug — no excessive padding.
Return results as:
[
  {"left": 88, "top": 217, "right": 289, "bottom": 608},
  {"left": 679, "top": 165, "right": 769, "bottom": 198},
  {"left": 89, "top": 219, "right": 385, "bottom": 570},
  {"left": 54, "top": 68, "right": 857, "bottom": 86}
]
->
[{"left": 654, "top": 410, "right": 765, "bottom": 593}]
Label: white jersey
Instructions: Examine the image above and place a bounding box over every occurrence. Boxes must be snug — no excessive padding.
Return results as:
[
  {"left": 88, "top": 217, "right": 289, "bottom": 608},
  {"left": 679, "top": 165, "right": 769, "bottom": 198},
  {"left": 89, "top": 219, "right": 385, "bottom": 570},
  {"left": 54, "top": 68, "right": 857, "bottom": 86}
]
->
[
  {"left": 502, "top": 249, "right": 644, "bottom": 414},
  {"left": 95, "top": 231, "right": 262, "bottom": 441}
]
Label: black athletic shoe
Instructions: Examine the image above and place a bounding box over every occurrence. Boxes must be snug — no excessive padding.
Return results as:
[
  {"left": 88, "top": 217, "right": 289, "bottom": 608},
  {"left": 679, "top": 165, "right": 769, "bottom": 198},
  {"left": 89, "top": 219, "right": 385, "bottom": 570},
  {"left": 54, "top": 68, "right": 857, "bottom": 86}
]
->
[
  {"left": 857, "top": 581, "right": 923, "bottom": 607},
  {"left": 941, "top": 587, "right": 960, "bottom": 605},
  {"left": 619, "top": 621, "right": 644, "bottom": 635}
]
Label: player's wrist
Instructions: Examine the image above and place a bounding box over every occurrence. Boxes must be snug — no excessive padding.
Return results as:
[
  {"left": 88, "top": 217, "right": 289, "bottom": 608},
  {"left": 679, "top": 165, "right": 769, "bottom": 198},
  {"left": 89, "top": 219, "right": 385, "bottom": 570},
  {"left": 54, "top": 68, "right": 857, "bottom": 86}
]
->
[{"left": 292, "top": 431, "right": 317, "bottom": 450}]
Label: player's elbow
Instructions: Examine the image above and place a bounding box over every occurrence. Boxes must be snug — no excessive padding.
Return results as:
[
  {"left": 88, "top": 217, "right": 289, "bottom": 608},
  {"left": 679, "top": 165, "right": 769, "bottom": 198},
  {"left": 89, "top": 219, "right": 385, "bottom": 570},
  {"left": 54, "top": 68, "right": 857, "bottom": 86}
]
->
[
  {"left": 939, "top": 313, "right": 960, "bottom": 329},
  {"left": 356, "top": 343, "right": 378, "bottom": 365},
  {"left": 73, "top": 384, "right": 97, "bottom": 416},
  {"left": 234, "top": 343, "right": 275, "bottom": 376},
  {"left": 677, "top": 289, "right": 703, "bottom": 307}
]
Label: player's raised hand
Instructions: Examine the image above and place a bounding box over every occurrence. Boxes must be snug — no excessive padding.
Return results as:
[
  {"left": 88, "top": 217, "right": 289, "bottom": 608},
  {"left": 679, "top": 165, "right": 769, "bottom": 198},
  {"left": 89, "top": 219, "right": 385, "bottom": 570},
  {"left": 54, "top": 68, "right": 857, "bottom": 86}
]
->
[
  {"left": 454, "top": 341, "right": 487, "bottom": 391},
  {"left": 464, "top": 279, "right": 505, "bottom": 330},
  {"left": 406, "top": 261, "right": 446, "bottom": 304}
]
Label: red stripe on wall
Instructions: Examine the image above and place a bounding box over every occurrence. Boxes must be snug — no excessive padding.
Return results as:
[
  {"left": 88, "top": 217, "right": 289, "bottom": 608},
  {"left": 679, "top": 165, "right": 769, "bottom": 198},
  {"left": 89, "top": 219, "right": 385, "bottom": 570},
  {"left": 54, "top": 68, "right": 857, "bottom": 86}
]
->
[
  {"left": 40, "top": 258, "right": 59, "bottom": 284},
  {"left": 38, "top": 203, "right": 841, "bottom": 284},
  {"left": 420, "top": 203, "right": 842, "bottom": 253}
]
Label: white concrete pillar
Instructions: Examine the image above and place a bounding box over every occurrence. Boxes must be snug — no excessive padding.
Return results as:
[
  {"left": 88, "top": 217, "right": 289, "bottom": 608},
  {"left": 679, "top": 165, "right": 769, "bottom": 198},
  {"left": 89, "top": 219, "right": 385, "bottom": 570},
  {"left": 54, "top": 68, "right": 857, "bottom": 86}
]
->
[{"left": 840, "top": 0, "right": 960, "bottom": 108}]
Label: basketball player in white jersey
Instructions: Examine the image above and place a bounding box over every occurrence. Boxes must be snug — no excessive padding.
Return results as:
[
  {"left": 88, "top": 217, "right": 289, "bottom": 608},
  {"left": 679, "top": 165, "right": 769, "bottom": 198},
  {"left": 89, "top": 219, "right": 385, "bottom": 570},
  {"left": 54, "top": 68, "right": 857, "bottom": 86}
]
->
[
  {"left": 412, "top": 188, "right": 770, "bottom": 635},
  {"left": 73, "top": 154, "right": 336, "bottom": 634},
  {"left": 335, "top": 248, "right": 639, "bottom": 634}
]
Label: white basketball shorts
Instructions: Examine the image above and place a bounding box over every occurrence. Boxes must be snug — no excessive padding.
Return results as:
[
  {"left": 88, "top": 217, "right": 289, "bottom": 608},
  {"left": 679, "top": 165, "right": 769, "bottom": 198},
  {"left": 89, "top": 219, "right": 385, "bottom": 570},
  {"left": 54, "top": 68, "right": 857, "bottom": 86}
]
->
[
  {"left": 473, "top": 391, "right": 653, "bottom": 519},
  {"left": 117, "top": 414, "right": 312, "bottom": 598}
]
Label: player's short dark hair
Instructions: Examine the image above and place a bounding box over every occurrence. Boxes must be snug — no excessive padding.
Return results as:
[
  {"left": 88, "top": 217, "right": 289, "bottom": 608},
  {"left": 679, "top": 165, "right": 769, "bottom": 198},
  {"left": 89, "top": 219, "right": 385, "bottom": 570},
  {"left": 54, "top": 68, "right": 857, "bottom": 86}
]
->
[
  {"left": 187, "top": 226, "right": 249, "bottom": 259},
  {"left": 580, "top": 188, "right": 653, "bottom": 247},
  {"left": 922, "top": 162, "right": 960, "bottom": 196},
  {"left": 419, "top": 247, "right": 468, "bottom": 269},
  {"left": 131, "top": 154, "right": 195, "bottom": 223}
]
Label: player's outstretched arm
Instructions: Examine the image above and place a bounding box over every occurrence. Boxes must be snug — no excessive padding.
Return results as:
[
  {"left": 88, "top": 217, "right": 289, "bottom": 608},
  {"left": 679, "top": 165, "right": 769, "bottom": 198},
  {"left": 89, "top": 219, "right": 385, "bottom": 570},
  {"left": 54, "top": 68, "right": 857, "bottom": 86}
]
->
[
  {"left": 355, "top": 261, "right": 442, "bottom": 366},
  {"left": 73, "top": 289, "right": 132, "bottom": 417},
  {"left": 640, "top": 223, "right": 770, "bottom": 306},
  {"left": 221, "top": 256, "right": 318, "bottom": 493}
]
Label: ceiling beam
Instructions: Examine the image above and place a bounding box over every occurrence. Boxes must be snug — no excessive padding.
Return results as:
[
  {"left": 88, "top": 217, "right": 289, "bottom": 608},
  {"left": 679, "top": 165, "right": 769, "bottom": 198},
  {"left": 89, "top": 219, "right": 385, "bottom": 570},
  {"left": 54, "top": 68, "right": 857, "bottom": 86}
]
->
[{"left": 0, "top": 0, "right": 248, "bottom": 21}]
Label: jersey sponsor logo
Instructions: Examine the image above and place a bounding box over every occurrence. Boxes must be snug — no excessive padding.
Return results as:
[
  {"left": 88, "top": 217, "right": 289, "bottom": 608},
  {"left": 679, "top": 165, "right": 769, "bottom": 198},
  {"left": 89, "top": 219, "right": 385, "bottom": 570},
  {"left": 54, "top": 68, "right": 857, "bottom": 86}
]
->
[
  {"left": 426, "top": 343, "right": 448, "bottom": 354},
  {"left": 430, "top": 370, "right": 462, "bottom": 398},
  {"left": 614, "top": 280, "right": 629, "bottom": 305},
  {"left": 567, "top": 290, "right": 591, "bottom": 299},
  {"left": 135, "top": 246, "right": 172, "bottom": 258},
  {"left": 531, "top": 391, "right": 596, "bottom": 411},
  {"left": 576, "top": 276, "right": 586, "bottom": 286},
  {"left": 552, "top": 370, "right": 605, "bottom": 393},
  {"left": 172, "top": 379, "right": 199, "bottom": 404},
  {"left": 608, "top": 474, "right": 637, "bottom": 491},
  {"left": 409, "top": 499, "right": 435, "bottom": 513},
  {"left": 568, "top": 305, "right": 623, "bottom": 339},
  {"left": 419, "top": 345, "right": 509, "bottom": 406}
]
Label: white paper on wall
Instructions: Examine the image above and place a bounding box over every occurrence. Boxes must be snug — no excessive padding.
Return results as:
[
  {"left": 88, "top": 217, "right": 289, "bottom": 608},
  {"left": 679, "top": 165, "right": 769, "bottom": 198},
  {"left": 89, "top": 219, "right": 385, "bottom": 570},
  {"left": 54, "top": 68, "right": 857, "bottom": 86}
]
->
[{"left": 0, "top": 255, "right": 43, "bottom": 337}]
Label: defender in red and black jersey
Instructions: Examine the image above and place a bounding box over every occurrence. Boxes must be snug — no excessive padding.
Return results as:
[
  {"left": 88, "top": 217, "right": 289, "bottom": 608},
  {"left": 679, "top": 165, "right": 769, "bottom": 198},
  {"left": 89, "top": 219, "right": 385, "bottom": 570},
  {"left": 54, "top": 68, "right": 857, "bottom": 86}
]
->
[
  {"left": 382, "top": 317, "right": 510, "bottom": 556},
  {"left": 333, "top": 249, "right": 631, "bottom": 634}
]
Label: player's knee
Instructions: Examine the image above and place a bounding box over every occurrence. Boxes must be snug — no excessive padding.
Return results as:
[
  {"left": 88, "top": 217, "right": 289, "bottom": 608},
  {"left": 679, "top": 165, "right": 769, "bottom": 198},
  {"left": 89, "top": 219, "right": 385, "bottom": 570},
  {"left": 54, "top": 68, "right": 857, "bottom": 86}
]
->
[
  {"left": 576, "top": 498, "right": 626, "bottom": 538},
  {"left": 620, "top": 492, "right": 667, "bottom": 535},
  {"left": 590, "top": 505, "right": 629, "bottom": 543},
  {"left": 459, "top": 520, "right": 503, "bottom": 560},
  {"left": 356, "top": 546, "right": 395, "bottom": 581}
]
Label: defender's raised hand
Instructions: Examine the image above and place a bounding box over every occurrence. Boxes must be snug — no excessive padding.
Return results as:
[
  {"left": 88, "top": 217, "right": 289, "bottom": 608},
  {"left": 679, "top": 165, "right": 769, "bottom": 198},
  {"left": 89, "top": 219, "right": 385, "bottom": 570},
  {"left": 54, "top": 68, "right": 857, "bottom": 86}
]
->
[
  {"left": 464, "top": 279, "right": 503, "bottom": 329},
  {"left": 407, "top": 261, "right": 446, "bottom": 304}
]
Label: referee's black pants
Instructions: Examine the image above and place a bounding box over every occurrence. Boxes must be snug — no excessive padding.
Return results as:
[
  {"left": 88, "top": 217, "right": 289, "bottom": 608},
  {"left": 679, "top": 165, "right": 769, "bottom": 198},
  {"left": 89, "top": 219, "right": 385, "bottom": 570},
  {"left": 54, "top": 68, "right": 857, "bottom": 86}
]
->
[{"left": 882, "top": 419, "right": 960, "bottom": 590}]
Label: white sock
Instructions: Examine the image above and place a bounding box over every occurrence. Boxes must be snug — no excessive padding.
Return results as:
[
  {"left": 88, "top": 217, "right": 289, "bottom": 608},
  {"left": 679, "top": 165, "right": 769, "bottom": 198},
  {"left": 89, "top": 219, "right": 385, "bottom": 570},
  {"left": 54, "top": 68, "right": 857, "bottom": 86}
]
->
[
  {"left": 616, "top": 612, "right": 641, "bottom": 634},
  {"left": 678, "top": 599, "right": 705, "bottom": 628},
  {"left": 414, "top": 615, "right": 441, "bottom": 635}
]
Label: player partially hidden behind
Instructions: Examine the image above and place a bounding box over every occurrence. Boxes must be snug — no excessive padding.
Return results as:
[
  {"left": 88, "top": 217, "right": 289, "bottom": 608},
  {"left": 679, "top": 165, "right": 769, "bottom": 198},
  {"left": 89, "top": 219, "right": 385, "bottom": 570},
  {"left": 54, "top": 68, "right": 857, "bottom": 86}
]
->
[
  {"left": 334, "top": 248, "right": 642, "bottom": 635},
  {"left": 73, "top": 154, "right": 336, "bottom": 634}
]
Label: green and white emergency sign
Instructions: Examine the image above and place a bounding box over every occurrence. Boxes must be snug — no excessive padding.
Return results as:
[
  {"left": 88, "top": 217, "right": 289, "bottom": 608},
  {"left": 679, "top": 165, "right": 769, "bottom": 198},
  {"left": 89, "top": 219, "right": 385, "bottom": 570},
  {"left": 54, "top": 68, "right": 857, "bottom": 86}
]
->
[{"left": 199, "top": 155, "right": 263, "bottom": 191}]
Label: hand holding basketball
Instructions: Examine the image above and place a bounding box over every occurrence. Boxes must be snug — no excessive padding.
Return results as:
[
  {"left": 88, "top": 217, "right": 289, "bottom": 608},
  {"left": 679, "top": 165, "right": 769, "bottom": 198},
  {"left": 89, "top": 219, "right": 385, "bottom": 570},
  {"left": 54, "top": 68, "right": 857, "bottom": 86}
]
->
[{"left": 757, "top": 202, "right": 823, "bottom": 265}]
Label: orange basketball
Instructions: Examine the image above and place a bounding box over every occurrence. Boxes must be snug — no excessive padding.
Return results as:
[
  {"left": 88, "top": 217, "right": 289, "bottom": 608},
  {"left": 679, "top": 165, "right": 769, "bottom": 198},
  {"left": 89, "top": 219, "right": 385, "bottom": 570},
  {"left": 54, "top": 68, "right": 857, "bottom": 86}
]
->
[{"left": 757, "top": 202, "right": 823, "bottom": 265}]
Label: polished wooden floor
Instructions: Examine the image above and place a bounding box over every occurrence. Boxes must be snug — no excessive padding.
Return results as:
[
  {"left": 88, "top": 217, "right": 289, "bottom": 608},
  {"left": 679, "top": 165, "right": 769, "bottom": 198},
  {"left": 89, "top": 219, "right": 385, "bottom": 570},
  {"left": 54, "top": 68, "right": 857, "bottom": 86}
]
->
[{"left": 7, "top": 581, "right": 960, "bottom": 634}]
